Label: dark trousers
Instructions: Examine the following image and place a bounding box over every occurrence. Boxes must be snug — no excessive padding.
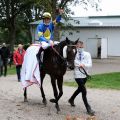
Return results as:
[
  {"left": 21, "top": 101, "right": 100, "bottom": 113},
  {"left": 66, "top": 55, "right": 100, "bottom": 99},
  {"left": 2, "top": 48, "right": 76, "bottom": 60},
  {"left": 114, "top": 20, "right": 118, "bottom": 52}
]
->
[
  {"left": 1, "top": 59, "right": 7, "bottom": 76},
  {"left": 70, "top": 78, "right": 90, "bottom": 109},
  {"left": 16, "top": 65, "right": 22, "bottom": 81}
]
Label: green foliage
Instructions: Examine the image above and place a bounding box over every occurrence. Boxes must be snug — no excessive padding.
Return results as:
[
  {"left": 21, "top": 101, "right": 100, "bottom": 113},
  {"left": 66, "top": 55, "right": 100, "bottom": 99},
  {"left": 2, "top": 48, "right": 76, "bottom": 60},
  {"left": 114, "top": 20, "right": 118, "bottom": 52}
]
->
[
  {"left": 0, "top": 0, "right": 101, "bottom": 45},
  {"left": 64, "top": 72, "right": 120, "bottom": 90},
  {"left": 0, "top": 28, "right": 9, "bottom": 44}
]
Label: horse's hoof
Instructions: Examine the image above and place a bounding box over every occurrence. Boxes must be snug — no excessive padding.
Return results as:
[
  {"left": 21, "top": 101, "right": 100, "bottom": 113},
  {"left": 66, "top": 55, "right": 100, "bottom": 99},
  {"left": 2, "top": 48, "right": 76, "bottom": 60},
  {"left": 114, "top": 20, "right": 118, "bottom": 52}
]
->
[
  {"left": 42, "top": 99, "right": 47, "bottom": 105},
  {"left": 57, "top": 108, "right": 60, "bottom": 113},
  {"left": 55, "top": 105, "right": 60, "bottom": 114},
  {"left": 56, "top": 110, "right": 60, "bottom": 114},
  {"left": 49, "top": 99, "right": 56, "bottom": 103},
  {"left": 24, "top": 99, "right": 28, "bottom": 102}
]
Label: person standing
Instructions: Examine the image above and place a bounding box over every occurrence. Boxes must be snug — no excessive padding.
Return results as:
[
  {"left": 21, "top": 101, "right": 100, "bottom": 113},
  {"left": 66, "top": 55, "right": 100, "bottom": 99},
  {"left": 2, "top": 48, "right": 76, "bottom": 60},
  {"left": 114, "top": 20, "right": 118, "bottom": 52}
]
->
[
  {"left": 13, "top": 44, "right": 25, "bottom": 82},
  {"left": 0, "top": 43, "right": 10, "bottom": 76},
  {"left": 0, "top": 52, "right": 3, "bottom": 77},
  {"left": 68, "top": 41, "right": 95, "bottom": 115}
]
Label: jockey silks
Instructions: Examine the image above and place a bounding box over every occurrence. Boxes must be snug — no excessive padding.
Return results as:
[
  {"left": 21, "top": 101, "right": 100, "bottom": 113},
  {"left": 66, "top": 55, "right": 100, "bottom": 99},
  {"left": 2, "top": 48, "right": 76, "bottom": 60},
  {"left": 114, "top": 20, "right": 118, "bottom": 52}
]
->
[{"left": 37, "top": 15, "right": 61, "bottom": 42}]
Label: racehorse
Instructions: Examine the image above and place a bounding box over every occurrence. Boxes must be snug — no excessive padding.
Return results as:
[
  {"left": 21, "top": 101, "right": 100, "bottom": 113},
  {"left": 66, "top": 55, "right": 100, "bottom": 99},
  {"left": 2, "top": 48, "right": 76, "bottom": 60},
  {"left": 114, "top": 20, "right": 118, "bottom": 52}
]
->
[{"left": 24, "top": 37, "right": 78, "bottom": 113}]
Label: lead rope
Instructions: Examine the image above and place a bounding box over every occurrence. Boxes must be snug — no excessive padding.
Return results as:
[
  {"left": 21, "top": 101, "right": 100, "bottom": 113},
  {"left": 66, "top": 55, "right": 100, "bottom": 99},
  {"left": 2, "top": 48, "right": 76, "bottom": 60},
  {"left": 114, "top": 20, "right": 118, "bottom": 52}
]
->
[{"left": 78, "top": 67, "right": 91, "bottom": 79}]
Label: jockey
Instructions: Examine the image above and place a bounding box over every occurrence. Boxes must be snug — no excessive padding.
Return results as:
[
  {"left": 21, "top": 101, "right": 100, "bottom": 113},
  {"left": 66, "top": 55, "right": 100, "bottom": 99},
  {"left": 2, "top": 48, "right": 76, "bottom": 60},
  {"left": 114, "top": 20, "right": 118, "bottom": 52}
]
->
[{"left": 36, "top": 9, "right": 64, "bottom": 63}]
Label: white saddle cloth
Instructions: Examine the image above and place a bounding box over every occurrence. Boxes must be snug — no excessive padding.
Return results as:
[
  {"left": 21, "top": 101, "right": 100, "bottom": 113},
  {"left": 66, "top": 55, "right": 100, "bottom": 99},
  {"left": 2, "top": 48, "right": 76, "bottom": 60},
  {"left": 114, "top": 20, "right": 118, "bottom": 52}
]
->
[{"left": 21, "top": 44, "right": 41, "bottom": 89}]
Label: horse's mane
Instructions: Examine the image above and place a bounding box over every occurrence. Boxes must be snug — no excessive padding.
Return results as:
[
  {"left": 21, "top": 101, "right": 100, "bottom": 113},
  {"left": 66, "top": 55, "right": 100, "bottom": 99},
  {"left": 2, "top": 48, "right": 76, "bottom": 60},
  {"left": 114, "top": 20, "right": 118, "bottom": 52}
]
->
[{"left": 43, "top": 40, "right": 67, "bottom": 66}]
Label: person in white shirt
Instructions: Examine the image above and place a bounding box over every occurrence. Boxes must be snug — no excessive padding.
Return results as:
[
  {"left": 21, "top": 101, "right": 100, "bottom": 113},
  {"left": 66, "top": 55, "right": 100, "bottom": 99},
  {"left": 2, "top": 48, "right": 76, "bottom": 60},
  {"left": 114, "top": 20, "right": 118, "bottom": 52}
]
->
[{"left": 68, "top": 41, "right": 95, "bottom": 115}]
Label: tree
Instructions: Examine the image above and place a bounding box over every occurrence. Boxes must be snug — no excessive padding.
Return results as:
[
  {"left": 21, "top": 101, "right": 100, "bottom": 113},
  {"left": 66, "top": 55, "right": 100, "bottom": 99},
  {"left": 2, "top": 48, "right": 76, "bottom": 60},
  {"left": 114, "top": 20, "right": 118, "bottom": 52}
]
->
[
  {"left": 41, "top": 0, "right": 101, "bottom": 41},
  {"left": 0, "top": 0, "right": 35, "bottom": 50},
  {"left": 0, "top": 0, "right": 101, "bottom": 47}
]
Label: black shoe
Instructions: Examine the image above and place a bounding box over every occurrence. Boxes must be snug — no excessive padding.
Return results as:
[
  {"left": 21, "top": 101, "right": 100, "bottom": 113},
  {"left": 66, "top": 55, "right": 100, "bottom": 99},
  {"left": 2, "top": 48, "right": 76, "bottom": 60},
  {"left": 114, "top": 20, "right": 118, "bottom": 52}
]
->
[
  {"left": 87, "top": 106, "right": 95, "bottom": 116},
  {"left": 4, "top": 74, "right": 6, "bottom": 77},
  {"left": 68, "top": 99, "right": 75, "bottom": 107},
  {"left": 18, "top": 79, "right": 21, "bottom": 82}
]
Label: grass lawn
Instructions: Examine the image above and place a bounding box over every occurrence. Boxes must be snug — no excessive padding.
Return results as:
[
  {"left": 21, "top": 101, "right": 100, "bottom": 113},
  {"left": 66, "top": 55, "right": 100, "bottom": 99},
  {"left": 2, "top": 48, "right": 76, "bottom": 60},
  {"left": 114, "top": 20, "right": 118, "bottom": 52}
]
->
[
  {"left": 7, "top": 65, "right": 16, "bottom": 75},
  {"left": 7, "top": 66, "right": 120, "bottom": 90},
  {"left": 64, "top": 72, "right": 120, "bottom": 90}
]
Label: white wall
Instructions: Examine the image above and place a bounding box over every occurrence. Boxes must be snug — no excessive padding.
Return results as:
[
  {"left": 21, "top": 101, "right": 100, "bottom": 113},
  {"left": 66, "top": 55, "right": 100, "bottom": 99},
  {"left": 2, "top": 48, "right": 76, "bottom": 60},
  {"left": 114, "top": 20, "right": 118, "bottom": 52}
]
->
[
  {"left": 32, "top": 25, "right": 120, "bottom": 57},
  {"left": 60, "top": 28, "right": 120, "bottom": 57}
]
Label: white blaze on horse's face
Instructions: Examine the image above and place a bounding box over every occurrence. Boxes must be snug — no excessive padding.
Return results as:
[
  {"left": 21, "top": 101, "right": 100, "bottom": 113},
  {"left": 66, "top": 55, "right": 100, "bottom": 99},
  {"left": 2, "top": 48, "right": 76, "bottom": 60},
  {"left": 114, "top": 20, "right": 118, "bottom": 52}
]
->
[
  {"left": 63, "top": 46, "right": 76, "bottom": 58},
  {"left": 73, "top": 49, "right": 76, "bottom": 53},
  {"left": 63, "top": 45, "right": 75, "bottom": 70},
  {"left": 63, "top": 46, "right": 67, "bottom": 58}
]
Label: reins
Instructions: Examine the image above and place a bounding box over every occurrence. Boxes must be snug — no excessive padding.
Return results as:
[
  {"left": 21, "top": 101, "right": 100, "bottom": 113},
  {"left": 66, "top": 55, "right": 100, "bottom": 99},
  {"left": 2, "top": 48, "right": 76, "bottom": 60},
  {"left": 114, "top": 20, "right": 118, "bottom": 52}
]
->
[
  {"left": 52, "top": 45, "right": 76, "bottom": 60},
  {"left": 52, "top": 46, "right": 66, "bottom": 61}
]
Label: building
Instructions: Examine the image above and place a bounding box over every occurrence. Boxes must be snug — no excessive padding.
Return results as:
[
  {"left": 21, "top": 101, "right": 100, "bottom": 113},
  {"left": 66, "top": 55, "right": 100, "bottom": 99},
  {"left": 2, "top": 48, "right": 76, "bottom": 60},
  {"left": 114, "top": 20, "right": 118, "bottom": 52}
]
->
[{"left": 30, "top": 16, "right": 120, "bottom": 58}]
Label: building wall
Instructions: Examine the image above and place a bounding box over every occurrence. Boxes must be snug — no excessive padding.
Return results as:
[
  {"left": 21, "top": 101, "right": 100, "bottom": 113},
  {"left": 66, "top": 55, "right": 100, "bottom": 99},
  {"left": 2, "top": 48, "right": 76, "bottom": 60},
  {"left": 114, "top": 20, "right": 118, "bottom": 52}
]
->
[
  {"left": 60, "top": 27, "right": 120, "bottom": 57},
  {"left": 31, "top": 25, "right": 120, "bottom": 57}
]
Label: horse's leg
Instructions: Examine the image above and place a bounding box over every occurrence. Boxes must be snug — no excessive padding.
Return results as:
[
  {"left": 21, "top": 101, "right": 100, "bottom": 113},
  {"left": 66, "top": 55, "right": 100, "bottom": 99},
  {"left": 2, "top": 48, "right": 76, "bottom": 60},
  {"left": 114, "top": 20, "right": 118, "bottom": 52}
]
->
[
  {"left": 56, "top": 76, "right": 63, "bottom": 102},
  {"left": 50, "top": 76, "right": 58, "bottom": 103},
  {"left": 24, "top": 87, "right": 28, "bottom": 102},
  {"left": 40, "top": 69, "right": 47, "bottom": 105},
  {"left": 52, "top": 76, "right": 63, "bottom": 113},
  {"left": 50, "top": 76, "right": 60, "bottom": 113}
]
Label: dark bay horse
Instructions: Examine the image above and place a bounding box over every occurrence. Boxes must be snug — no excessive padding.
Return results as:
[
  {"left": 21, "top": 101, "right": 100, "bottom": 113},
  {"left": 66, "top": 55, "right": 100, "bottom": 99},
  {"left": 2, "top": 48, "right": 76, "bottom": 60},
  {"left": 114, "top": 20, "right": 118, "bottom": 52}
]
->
[{"left": 24, "top": 37, "right": 78, "bottom": 112}]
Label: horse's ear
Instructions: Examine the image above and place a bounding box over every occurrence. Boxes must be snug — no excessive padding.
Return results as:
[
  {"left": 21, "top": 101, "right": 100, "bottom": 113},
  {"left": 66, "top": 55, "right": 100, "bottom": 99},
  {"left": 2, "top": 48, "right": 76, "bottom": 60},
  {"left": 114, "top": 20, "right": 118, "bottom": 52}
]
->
[
  {"left": 66, "top": 37, "right": 70, "bottom": 44},
  {"left": 75, "top": 38, "right": 79, "bottom": 44}
]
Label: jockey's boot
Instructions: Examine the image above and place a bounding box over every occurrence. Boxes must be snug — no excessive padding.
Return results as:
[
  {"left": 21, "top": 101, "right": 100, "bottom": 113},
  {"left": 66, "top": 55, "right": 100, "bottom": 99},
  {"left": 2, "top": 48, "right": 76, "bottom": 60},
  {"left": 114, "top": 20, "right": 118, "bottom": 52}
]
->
[{"left": 36, "top": 47, "right": 44, "bottom": 65}]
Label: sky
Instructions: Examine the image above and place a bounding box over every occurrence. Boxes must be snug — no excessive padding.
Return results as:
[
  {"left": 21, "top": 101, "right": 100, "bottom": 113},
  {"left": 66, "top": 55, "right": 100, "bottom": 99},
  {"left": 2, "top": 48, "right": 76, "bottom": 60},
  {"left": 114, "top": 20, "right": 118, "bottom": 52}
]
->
[{"left": 69, "top": 0, "right": 120, "bottom": 17}]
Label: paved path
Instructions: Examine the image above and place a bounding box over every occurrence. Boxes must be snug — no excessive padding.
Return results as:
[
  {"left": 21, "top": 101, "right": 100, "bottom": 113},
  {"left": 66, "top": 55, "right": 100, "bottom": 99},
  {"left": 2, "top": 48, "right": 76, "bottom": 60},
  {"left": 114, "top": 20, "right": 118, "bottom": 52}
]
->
[
  {"left": 0, "top": 75, "right": 120, "bottom": 120},
  {"left": 92, "top": 58, "right": 120, "bottom": 74}
]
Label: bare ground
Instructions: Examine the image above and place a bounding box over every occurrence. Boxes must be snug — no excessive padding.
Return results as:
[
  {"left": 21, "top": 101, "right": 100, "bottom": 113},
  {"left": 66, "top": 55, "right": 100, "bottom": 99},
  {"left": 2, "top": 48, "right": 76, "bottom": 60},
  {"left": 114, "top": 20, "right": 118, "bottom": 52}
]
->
[{"left": 0, "top": 74, "right": 120, "bottom": 120}]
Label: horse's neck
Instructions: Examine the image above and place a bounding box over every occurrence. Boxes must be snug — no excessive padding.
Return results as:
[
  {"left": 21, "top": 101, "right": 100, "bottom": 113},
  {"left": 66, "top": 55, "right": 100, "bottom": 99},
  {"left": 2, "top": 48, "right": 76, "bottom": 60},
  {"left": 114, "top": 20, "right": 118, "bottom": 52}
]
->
[{"left": 59, "top": 41, "right": 67, "bottom": 48}]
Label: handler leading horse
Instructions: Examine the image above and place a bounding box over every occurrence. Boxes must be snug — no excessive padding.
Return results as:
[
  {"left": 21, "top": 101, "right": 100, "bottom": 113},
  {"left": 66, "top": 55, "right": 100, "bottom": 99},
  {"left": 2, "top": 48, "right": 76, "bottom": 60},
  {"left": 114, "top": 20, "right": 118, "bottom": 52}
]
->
[{"left": 23, "top": 38, "right": 78, "bottom": 113}]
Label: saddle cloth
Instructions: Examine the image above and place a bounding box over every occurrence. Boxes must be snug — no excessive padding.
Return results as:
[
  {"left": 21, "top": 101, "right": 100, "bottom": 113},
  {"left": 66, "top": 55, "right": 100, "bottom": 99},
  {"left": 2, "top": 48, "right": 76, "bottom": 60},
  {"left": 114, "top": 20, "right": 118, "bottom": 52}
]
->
[{"left": 21, "top": 44, "right": 41, "bottom": 89}]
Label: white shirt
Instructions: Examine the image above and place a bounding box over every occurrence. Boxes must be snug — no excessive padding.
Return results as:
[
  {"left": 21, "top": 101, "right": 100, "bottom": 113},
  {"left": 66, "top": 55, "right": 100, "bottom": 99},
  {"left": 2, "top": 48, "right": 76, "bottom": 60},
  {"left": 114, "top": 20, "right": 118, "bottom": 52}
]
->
[{"left": 74, "top": 50, "right": 92, "bottom": 78}]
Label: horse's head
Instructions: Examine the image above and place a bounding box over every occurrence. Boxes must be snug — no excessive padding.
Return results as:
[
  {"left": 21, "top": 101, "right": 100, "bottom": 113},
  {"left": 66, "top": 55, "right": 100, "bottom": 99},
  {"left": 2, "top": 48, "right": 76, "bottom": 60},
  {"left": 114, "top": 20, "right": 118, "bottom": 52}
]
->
[{"left": 63, "top": 37, "right": 78, "bottom": 70}]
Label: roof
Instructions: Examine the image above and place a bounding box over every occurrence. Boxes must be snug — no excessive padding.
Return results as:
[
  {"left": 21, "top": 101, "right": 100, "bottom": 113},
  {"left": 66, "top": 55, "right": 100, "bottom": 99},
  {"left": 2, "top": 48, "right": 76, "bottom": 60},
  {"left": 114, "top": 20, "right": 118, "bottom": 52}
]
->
[{"left": 30, "top": 15, "right": 120, "bottom": 27}]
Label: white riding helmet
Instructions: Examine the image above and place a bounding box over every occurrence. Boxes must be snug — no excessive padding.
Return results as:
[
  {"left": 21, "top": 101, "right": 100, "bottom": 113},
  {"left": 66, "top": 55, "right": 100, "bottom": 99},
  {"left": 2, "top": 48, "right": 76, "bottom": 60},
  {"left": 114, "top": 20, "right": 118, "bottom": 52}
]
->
[{"left": 42, "top": 12, "right": 51, "bottom": 19}]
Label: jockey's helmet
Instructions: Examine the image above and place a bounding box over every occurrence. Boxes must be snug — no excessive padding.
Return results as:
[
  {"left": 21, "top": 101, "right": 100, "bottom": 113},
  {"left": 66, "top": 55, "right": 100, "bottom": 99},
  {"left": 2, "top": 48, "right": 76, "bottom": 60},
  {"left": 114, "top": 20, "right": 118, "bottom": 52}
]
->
[{"left": 42, "top": 12, "right": 51, "bottom": 19}]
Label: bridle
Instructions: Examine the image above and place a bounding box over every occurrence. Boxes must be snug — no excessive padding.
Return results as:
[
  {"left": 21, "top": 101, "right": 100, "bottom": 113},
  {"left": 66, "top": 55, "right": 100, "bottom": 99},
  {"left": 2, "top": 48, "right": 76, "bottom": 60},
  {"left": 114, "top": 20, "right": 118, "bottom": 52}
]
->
[{"left": 52, "top": 45, "right": 76, "bottom": 60}]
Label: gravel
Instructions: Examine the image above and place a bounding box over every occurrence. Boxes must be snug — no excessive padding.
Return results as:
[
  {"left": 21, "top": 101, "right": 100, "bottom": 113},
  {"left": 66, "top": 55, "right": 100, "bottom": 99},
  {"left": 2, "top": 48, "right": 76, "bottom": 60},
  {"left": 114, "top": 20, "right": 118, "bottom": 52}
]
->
[{"left": 0, "top": 74, "right": 120, "bottom": 120}]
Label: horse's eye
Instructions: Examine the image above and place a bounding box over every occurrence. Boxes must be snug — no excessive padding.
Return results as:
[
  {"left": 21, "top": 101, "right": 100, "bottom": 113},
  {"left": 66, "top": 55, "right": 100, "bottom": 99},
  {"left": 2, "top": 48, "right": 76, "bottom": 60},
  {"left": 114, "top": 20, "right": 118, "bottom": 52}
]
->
[{"left": 73, "top": 49, "right": 76, "bottom": 53}]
